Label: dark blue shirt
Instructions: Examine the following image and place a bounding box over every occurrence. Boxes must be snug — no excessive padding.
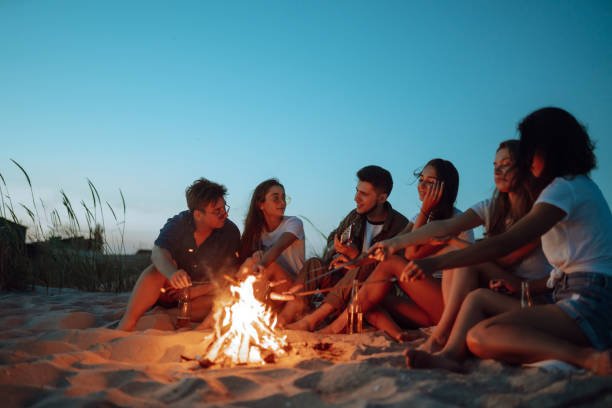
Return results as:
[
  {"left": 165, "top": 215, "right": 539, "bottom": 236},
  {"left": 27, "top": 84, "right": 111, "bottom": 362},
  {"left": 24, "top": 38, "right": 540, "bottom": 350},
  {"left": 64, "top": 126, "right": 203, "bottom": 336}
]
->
[{"left": 154, "top": 210, "right": 240, "bottom": 282}]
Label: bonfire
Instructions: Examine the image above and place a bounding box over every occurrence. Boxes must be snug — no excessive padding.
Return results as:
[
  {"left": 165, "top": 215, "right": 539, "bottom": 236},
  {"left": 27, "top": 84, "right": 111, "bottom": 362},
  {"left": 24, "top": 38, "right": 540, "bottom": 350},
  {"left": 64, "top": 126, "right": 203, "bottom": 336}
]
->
[{"left": 202, "top": 275, "right": 288, "bottom": 366}]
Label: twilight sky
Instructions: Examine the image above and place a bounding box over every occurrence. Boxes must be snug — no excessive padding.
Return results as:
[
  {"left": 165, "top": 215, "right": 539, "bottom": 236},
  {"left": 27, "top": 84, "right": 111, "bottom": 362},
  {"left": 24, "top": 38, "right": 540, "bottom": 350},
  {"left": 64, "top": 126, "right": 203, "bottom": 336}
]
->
[{"left": 2, "top": 0, "right": 611, "bottom": 255}]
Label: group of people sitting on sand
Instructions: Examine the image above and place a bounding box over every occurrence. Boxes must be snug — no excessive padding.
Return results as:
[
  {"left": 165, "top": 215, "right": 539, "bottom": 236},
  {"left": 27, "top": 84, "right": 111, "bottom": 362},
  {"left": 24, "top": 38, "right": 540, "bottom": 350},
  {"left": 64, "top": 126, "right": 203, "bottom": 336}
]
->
[{"left": 117, "top": 107, "right": 612, "bottom": 375}]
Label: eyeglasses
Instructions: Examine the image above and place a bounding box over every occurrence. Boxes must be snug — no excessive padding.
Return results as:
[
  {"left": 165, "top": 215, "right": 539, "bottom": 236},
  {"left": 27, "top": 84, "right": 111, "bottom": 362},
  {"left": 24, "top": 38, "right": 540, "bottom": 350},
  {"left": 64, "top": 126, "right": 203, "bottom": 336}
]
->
[
  {"left": 198, "top": 203, "right": 230, "bottom": 217},
  {"left": 268, "top": 195, "right": 291, "bottom": 205}
]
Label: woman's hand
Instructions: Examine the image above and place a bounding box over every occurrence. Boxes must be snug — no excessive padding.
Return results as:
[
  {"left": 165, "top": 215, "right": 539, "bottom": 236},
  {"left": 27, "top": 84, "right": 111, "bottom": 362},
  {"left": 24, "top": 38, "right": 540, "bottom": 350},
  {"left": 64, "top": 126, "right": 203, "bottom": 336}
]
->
[
  {"left": 421, "top": 180, "right": 444, "bottom": 216},
  {"left": 399, "top": 259, "right": 432, "bottom": 282},
  {"left": 368, "top": 238, "right": 399, "bottom": 262},
  {"left": 489, "top": 279, "right": 517, "bottom": 295}
]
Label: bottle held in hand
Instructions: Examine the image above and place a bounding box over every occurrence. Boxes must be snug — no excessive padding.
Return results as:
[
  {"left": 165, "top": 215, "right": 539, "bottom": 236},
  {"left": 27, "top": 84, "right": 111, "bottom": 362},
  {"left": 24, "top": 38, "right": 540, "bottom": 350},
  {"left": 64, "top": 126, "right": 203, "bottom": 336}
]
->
[
  {"left": 176, "top": 287, "right": 192, "bottom": 329},
  {"left": 340, "top": 224, "right": 353, "bottom": 245}
]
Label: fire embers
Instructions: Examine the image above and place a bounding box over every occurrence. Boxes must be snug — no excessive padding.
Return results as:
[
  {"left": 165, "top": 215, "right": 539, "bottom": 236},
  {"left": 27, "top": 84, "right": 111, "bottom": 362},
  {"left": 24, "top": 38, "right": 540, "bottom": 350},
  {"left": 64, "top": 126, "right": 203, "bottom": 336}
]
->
[{"left": 202, "top": 275, "right": 288, "bottom": 366}]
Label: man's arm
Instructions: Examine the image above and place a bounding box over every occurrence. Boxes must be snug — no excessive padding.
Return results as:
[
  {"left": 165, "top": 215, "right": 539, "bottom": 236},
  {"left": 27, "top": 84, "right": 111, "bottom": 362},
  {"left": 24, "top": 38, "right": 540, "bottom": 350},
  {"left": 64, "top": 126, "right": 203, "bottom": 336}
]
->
[{"left": 151, "top": 245, "right": 191, "bottom": 288}]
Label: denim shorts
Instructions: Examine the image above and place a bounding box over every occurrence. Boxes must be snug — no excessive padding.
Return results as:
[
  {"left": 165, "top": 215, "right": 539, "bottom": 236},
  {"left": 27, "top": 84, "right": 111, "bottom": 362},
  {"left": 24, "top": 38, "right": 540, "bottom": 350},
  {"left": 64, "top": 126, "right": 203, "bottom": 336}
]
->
[{"left": 553, "top": 272, "right": 612, "bottom": 350}]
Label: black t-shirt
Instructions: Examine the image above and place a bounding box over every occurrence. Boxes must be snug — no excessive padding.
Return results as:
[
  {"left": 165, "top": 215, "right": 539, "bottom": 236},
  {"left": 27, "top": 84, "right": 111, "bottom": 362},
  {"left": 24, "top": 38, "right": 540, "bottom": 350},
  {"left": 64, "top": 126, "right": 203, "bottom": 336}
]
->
[{"left": 154, "top": 210, "right": 240, "bottom": 281}]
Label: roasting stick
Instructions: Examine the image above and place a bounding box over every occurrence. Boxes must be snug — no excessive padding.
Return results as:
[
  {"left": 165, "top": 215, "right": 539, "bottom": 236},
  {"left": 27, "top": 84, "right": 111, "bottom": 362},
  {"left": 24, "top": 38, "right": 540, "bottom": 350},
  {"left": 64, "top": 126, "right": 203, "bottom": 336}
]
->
[
  {"left": 269, "top": 277, "right": 398, "bottom": 301},
  {"left": 159, "top": 281, "right": 210, "bottom": 293},
  {"left": 302, "top": 253, "right": 374, "bottom": 286}
]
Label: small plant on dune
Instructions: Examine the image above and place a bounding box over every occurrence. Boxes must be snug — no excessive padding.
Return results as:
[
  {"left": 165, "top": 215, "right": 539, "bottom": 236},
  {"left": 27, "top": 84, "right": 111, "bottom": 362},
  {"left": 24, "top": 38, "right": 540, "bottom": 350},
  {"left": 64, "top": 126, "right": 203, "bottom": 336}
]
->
[{"left": 0, "top": 160, "right": 146, "bottom": 292}]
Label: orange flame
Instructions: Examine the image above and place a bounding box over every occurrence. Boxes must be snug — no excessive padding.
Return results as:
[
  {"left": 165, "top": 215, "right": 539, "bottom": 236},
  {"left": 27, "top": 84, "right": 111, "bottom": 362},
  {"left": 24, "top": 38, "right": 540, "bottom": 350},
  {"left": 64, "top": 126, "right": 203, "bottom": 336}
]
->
[{"left": 203, "top": 275, "right": 287, "bottom": 365}]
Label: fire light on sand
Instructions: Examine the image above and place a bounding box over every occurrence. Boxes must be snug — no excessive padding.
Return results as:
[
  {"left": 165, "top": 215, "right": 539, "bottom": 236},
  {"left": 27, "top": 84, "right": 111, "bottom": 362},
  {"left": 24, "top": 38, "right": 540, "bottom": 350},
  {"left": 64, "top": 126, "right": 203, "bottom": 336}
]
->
[{"left": 202, "top": 275, "right": 288, "bottom": 365}]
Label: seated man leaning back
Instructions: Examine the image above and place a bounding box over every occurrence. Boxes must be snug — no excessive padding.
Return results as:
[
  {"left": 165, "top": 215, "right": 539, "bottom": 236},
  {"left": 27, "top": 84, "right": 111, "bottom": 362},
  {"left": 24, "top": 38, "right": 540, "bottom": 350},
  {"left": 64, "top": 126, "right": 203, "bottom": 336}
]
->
[
  {"left": 288, "top": 165, "right": 408, "bottom": 330},
  {"left": 117, "top": 178, "right": 240, "bottom": 331}
]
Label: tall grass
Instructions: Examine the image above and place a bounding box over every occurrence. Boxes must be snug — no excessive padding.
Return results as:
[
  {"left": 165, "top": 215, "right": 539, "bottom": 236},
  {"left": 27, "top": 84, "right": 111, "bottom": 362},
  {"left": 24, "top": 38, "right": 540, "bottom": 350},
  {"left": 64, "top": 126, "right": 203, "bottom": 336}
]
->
[{"left": 0, "top": 160, "right": 147, "bottom": 292}]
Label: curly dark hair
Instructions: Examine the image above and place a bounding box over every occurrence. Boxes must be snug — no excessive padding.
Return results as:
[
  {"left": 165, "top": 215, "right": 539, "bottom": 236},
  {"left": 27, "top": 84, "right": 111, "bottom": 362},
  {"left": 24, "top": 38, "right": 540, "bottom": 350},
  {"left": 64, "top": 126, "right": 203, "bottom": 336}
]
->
[
  {"left": 518, "top": 107, "right": 596, "bottom": 188},
  {"left": 185, "top": 178, "right": 227, "bottom": 212}
]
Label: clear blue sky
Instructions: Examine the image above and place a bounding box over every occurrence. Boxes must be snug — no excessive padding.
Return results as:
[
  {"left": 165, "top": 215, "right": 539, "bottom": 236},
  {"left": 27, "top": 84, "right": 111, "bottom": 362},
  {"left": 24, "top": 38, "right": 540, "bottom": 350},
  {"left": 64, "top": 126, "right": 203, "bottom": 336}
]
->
[{"left": 2, "top": 1, "right": 611, "bottom": 255}]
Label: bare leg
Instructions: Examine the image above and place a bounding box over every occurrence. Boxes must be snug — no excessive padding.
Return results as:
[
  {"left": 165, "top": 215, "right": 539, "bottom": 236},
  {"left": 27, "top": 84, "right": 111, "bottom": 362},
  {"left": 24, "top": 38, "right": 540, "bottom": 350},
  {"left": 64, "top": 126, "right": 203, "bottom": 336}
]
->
[
  {"left": 320, "top": 257, "right": 441, "bottom": 333},
  {"left": 381, "top": 294, "right": 435, "bottom": 328},
  {"left": 287, "top": 303, "right": 335, "bottom": 331},
  {"left": 190, "top": 294, "right": 214, "bottom": 322},
  {"left": 345, "top": 255, "right": 443, "bottom": 322},
  {"left": 442, "top": 289, "right": 519, "bottom": 360},
  {"left": 419, "top": 266, "right": 476, "bottom": 352},
  {"left": 420, "top": 262, "right": 520, "bottom": 353},
  {"left": 406, "top": 288, "right": 519, "bottom": 371},
  {"left": 365, "top": 307, "right": 422, "bottom": 342},
  {"left": 466, "top": 304, "right": 612, "bottom": 375},
  {"left": 117, "top": 264, "right": 166, "bottom": 331},
  {"left": 277, "top": 295, "right": 308, "bottom": 326},
  {"left": 277, "top": 258, "right": 325, "bottom": 325}
]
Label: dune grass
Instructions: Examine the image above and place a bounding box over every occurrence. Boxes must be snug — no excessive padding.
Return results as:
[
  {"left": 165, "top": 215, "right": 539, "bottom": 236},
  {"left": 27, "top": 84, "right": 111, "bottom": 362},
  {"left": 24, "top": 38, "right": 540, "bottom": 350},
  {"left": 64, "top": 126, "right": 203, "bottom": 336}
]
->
[{"left": 0, "top": 160, "right": 147, "bottom": 293}]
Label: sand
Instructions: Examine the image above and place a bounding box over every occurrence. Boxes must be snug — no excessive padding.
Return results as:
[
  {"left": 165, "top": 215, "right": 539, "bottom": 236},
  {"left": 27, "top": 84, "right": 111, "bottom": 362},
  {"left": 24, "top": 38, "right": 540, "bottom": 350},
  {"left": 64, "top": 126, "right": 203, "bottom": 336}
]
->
[{"left": 1, "top": 286, "right": 611, "bottom": 407}]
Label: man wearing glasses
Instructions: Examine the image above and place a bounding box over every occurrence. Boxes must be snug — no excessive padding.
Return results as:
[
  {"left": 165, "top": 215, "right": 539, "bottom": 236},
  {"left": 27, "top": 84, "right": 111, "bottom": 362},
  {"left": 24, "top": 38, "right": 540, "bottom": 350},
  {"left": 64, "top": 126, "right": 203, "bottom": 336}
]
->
[{"left": 117, "top": 178, "right": 240, "bottom": 331}]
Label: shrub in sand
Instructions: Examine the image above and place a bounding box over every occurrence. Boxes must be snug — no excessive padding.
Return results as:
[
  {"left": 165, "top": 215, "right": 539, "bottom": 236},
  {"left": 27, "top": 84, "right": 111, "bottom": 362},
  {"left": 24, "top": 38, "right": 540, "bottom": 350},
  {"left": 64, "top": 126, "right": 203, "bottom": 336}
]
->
[{"left": 0, "top": 160, "right": 146, "bottom": 293}]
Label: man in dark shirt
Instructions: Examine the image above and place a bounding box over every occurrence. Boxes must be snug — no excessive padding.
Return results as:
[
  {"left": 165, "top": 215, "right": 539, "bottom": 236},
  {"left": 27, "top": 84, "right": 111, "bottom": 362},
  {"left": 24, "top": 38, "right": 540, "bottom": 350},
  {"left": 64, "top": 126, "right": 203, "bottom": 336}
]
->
[
  {"left": 117, "top": 178, "right": 240, "bottom": 331},
  {"left": 287, "top": 165, "right": 408, "bottom": 330}
]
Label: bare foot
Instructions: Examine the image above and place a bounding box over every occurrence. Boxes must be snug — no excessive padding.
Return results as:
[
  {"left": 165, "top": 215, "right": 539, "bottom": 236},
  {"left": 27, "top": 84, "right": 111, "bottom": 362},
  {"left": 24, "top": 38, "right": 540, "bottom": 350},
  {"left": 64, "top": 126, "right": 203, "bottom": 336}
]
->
[
  {"left": 116, "top": 317, "right": 136, "bottom": 331},
  {"left": 286, "top": 317, "right": 315, "bottom": 331},
  {"left": 394, "top": 330, "right": 423, "bottom": 343},
  {"left": 585, "top": 350, "right": 612, "bottom": 376},
  {"left": 405, "top": 349, "right": 466, "bottom": 373},
  {"left": 277, "top": 299, "right": 308, "bottom": 327},
  {"left": 195, "top": 314, "right": 214, "bottom": 330},
  {"left": 317, "top": 322, "right": 344, "bottom": 334},
  {"left": 417, "top": 335, "right": 445, "bottom": 353}
]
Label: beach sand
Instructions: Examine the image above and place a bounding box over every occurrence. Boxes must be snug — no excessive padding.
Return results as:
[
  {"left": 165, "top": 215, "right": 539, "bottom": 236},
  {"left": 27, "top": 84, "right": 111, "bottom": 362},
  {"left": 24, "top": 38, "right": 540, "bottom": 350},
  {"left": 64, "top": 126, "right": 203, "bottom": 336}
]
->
[{"left": 1, "top": 286, "right": 611, "bottom": 407}]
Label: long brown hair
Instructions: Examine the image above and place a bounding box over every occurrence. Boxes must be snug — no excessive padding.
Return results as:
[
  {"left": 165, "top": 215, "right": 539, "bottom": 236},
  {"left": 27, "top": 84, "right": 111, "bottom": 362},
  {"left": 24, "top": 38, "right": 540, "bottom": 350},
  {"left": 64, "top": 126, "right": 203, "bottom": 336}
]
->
[
  {"left": 239, "top": 179, "right": 284, "bottom": 260},
  {"left": 414, "top": 158, "right": 459, "bottom": 221},
  {"left": 487, "top": 140, "right": 536, "bottom": 236}
]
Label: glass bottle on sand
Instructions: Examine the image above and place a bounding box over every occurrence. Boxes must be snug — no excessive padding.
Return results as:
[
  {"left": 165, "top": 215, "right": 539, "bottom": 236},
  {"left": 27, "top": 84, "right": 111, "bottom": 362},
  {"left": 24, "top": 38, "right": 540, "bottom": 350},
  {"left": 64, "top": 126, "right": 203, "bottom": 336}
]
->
[
  {"left": 347, "top": 279, "right": 363, "bottom": 334},
  {"left": 176, "top": 287, "right": 192, "bottom": 329}
]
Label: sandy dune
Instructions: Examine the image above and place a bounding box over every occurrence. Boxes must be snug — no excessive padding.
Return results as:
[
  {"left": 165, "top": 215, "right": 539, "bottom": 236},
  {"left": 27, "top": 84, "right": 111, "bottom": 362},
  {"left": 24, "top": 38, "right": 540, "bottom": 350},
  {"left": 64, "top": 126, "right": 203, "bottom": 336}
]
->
[{"left": 1, "top": 286, "right": 611, "bottom": 407}]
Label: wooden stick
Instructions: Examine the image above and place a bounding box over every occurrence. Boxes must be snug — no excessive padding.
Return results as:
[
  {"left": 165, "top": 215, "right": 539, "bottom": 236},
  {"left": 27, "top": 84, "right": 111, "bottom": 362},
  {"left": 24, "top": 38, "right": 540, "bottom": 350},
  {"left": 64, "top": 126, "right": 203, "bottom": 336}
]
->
[
  {"left": 269, "top": 277, "right": 397, "bottom": 300},
  {"left": 303, "top": 253, "right": 373, "bottom": 285}
]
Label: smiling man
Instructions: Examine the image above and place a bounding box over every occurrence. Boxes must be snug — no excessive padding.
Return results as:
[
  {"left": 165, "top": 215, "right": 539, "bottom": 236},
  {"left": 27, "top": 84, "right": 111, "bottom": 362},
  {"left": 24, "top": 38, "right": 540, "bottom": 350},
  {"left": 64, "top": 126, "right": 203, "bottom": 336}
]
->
[
  {"left": 117, "top": 178, "right": 240, "bottom": 331},
  {"left": 287, "top": 165, "right": 408, "bottom": 330}
]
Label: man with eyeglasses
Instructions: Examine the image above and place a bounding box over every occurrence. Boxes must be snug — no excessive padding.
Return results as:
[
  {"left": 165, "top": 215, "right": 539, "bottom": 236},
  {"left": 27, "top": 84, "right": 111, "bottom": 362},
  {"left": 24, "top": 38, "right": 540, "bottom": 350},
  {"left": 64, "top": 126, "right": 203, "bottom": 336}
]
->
[{"left": 117, "top": 178, "right": 240, "bottom": 331}]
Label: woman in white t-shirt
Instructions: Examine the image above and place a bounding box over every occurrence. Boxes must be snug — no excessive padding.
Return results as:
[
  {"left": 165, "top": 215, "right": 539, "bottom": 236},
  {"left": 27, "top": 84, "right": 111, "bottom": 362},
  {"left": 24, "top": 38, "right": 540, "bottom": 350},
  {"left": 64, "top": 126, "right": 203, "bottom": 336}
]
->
[
  {"left": 238, "top": 179, "right": 306, "bottom": 302},
  {"left": 381, "top": 108, "right": 611, "bottom": 375}
]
